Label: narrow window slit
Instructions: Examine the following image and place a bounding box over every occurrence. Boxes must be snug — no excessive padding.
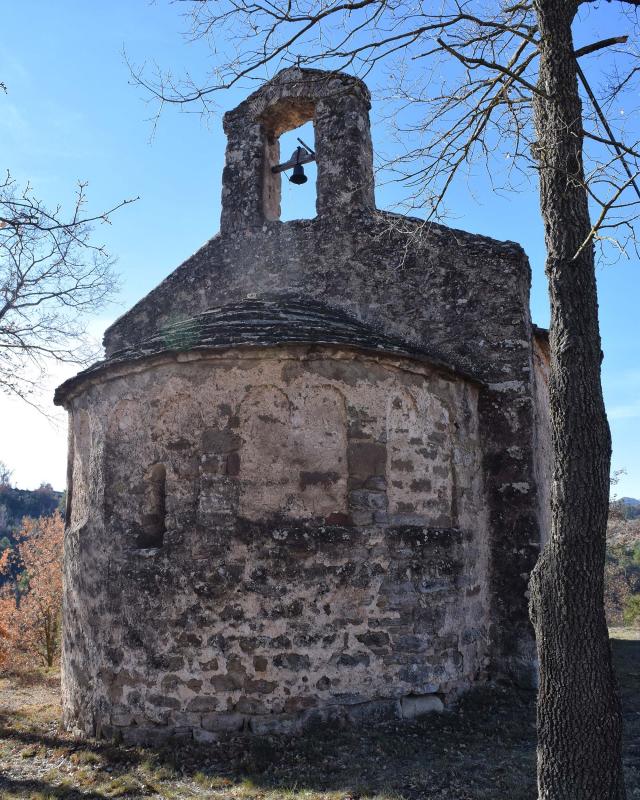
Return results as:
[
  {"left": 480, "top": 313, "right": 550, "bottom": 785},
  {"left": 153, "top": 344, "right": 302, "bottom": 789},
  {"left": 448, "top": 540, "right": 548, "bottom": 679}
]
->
[{"left": 138, "top": 463, "right": 166, "bottom": 548}]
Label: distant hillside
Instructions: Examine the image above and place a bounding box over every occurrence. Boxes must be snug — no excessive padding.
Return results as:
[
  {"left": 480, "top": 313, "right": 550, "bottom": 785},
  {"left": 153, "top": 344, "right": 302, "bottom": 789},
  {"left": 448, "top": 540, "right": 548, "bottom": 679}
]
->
[
  {"left": 621, "top": 497, "right": 640, "bottom": 520},
  {"left": 0, "top": 484, "right": 63, "bottom": 591},
  {"left": 0, "top": 485, "right": 64, "bottom": 548}
]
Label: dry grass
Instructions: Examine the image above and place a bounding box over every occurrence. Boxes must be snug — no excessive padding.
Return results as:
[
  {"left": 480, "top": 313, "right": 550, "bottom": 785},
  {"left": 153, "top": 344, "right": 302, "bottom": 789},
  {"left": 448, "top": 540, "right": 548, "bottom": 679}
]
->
[
  {"left": 609, "top": 626, "right": 640, "bottom": 641},
  {"left": 0, "top": 634, "right": 638, "bottom": 799}
]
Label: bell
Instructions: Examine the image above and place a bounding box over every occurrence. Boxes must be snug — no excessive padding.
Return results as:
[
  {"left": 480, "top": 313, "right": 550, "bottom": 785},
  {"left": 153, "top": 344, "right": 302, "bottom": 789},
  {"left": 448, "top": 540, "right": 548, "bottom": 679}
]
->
[{"left": 289, "top": 163, "right": 308, "bottom": 185}]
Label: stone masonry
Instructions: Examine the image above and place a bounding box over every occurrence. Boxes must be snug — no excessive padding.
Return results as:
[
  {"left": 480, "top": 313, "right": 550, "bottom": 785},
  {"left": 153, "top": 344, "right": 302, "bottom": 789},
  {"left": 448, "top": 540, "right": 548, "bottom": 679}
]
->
[{"left": 55, "top": 68, "right": 551, "bottom": 743}]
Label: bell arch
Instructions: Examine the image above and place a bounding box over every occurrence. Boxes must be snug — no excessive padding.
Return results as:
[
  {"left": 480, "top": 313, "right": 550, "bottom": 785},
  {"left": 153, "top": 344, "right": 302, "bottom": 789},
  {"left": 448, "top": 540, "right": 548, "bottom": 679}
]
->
[
  {"left": 221, "top": 67, "right": 374, "bottom": 231},
  {"left": 260, "top": 100, "right": 317, "bottom": 222}
]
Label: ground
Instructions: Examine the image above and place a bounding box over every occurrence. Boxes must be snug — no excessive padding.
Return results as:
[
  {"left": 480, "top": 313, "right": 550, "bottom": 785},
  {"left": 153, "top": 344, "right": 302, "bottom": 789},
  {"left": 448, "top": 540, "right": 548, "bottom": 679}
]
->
[{"left": 0, "top": 633, "right": 638, "bottom": 800}]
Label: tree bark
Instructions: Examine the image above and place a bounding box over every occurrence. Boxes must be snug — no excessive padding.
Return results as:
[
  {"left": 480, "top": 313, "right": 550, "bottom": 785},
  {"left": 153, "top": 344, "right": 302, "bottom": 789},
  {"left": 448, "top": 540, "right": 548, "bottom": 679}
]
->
[{"left": 530, "top": 2, "right": 626, "bottom": 798}]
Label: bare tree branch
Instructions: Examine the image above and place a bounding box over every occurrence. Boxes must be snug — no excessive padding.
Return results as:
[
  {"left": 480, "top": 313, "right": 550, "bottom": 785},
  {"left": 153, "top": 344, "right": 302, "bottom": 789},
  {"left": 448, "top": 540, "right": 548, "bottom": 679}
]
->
[
  {"left": 575, "top": 35, "right": 628, "bottom": 58},
  {"left": 576, "top": 63, "right": 640, "bottom": 202},
  {"left": 0, "top": 172, "right": 137, "bottom": 405}
]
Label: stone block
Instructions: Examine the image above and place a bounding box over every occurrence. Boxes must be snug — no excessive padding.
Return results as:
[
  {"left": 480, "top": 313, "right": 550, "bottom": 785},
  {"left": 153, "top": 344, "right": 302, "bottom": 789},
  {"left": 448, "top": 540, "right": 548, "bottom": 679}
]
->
[
  {"left": 349, "top": 489, "right": 387, "bottom": 511},
  {"left": 273, "top": 652, "right": 311, "bottom": 670},
  {"left": 347, "top": 698, "right": 401, "bottom": 724},
  {"left": 337, "top": 652, "right": 370, "bottom": 668},
  {"left": 284, "top": 695, "right": 318, "bottom": 713},
  {"left": 211, "top": 674, "right": 239, "bottom": 692},
  {"left": 144, "top": 707, "right": 171, "bottom": 725},
  {"left": 400, "top": 694, "right": 444, "bottom": 718},
  {"left": 253, "top": 655, "right": 268, "bottom": 672},
  {"left": 356, "top": 630, "right": 390, "bottom": 650},
  {"left": 193, "top": 728, "right": 220, "bottom": 744},
  {"left": 186, "top": 696, "right": 219, "bottom": 712},
  {"left": 226, "top": 451, "right": 241, "bottom": 476},
  {"left": 235, "top": 696, "right": 264, "bottom": 714},
  {"left": 347, "top": 441, "right": 387, "bottom": 485},
  {"left": 395, "top": 634, "right": 429, "bottom": 653},
  {"left": 315, "top": 675, "right": 331, "bottom": 691},
  {"left": 202, "top": 427, "right": 240, "bottom": 453},
  {"left": 171, "top": 711, "right": 202, "bottom": 727},
  {"left": 96, "top": 724, "right": 117, "bottom": 741},
  {"left": 399, "top": 664, "right": 438, "bottom": 685},
  {"left": 364, "top": 475, "right": 387, "bottom": 491},
  {"left": 248, "top": 713, "right": 300, "bottom": 735},
  {"left": 147, "top": 694, "right": 181, "bottom": 710},
  {"left": 122, "top": 726, "right": 184, "bottom": 746},
  {"left": 201, "top": 712, "right": 245, "bottom": 733},
  {"left": 111, "top": 711, "right": 133, "bottom": 727},
  {"left": 246, "top": 678, "right": 277, "bottom": 694},
  {"left": 350, "top": 509, "right": 374, "bottom": 525}
]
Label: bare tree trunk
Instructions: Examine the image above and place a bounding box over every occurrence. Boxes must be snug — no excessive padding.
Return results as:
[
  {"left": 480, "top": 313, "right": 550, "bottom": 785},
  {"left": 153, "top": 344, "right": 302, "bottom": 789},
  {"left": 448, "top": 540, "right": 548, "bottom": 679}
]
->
[{"left": 530, "top": 2, "right": 626, "bottom": 798}]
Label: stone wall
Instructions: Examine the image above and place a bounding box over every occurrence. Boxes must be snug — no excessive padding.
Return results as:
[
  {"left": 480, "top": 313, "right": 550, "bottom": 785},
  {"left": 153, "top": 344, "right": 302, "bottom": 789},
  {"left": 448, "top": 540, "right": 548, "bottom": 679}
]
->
[
  {"left": 103, "top": 214, "right": 540, "bottom": 680},
  {"left": 78, "top": 66, "right": 545, "bottom": 694},
  {"left": 61, "top": 346, "right": 489, "bottom": 742}
]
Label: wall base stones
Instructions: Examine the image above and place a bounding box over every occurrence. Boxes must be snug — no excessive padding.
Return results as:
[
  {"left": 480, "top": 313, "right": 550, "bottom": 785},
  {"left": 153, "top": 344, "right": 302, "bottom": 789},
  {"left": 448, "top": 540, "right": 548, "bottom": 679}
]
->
[{"left": 96, "top": 691, "right": 447, "bottom": 745}]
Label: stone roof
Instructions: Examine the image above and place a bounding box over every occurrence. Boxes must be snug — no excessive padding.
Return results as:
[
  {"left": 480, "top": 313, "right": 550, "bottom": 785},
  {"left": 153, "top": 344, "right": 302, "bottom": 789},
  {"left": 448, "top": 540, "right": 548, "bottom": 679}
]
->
[{"left": 54, "top": 296, "right": 482, "bottom": 405}]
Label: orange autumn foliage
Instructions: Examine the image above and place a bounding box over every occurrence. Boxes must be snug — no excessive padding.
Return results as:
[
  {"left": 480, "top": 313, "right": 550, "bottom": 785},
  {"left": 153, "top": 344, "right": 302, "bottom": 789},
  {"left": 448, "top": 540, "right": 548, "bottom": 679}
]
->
[{"left": 0, "top": 512, "right": 64, "bottom": 668}]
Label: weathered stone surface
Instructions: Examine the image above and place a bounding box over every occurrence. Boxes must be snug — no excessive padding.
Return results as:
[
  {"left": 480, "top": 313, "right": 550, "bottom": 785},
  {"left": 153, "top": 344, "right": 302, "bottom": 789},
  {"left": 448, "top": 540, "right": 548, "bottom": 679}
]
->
[
  {"left": 201, "top": 713, "right": 244, "bottom": 733},
  {"left": 55, "top": 66, "right": 550, "bottom": 743},
  {"left": 186, "top": 696, "right": 219, "bottom": 712},
  {"left": 193, "top": 728, "right": 220, "bottom": 744},
  {"left": 248, "top": 714, "right": 300, "bottom": 736},
  {"left": 347, "top": 699, "right": 401, "bottom": 724},
  {"left": 58, "top": 348, "right": 490, "bottom": 739}
]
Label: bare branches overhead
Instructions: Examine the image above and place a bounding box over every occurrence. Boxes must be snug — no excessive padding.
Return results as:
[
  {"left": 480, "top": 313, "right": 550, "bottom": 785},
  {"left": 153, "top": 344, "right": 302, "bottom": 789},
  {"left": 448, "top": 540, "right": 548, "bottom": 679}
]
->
[
  {"left": 131, "top": 2, "right": 539, "bottom": 103},
  {"left": 130, "top": 1, "right": 640, "bottom": 260},
  {"left": 0, "top": 172, "right": 137, "bottom": 406}
]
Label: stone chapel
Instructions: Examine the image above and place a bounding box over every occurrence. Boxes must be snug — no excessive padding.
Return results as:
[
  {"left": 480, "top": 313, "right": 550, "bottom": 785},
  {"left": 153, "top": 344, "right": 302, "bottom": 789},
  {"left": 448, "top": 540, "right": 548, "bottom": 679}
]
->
[{"left": 55, "top": 67, "right": 551, "bottom": 743}]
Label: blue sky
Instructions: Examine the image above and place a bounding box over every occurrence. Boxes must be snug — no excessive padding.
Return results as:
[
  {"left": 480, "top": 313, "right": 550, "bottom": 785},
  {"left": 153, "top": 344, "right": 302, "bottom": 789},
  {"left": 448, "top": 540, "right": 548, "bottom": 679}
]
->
[{"left": 1, "top": 1, "right": 638, "bottom": 498}]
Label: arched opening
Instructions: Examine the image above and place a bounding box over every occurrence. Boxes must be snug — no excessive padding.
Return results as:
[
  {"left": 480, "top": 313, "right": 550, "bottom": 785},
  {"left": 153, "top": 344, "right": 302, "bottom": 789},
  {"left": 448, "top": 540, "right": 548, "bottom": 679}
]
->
[
  {"left": 386, "top": 390, "right": 454, "bottom": 526},
  {"left": 239, "top": 385, "right": 293, "bottom": 519},
  {"left": 261, "top": 101, "right": 317, "bottom": 222},
  {"left": 278, "top": 121, "right": 317, "bottom": 221},
  {"left": 138, "top": 463, "right": 166, "bottom": 548},
  {"left": 238, "top": 384, "right": 347, "bottom": 520}
]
